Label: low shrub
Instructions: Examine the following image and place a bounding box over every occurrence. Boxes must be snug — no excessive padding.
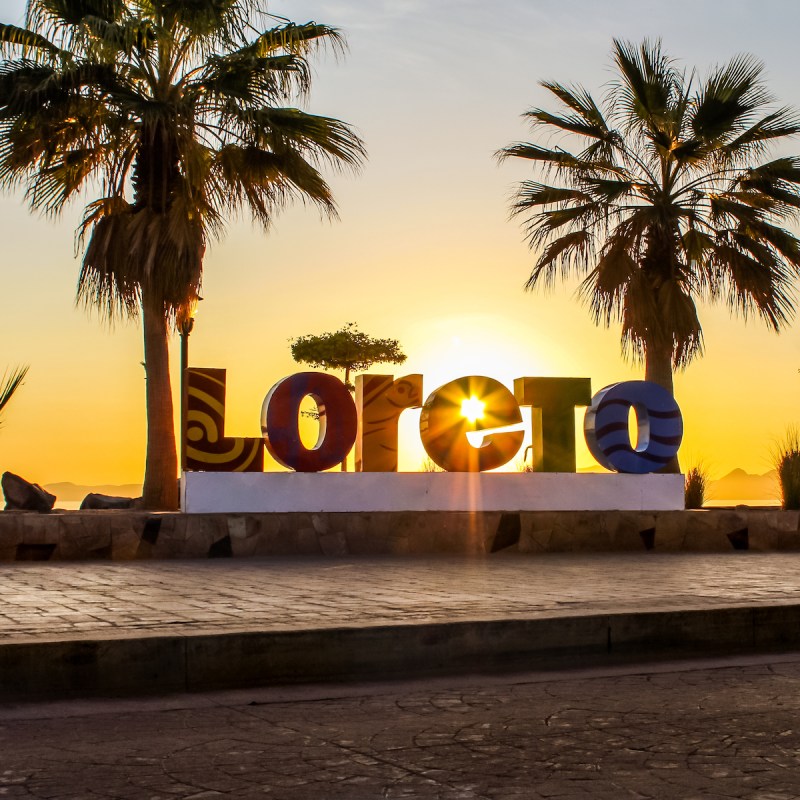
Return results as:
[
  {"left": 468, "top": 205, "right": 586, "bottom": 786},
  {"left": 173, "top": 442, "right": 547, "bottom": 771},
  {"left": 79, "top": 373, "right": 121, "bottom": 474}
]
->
[
  {"left": 776, "top": 428, "right": 800, "bottom": 510},
  {"left": 684, "top": 465, "right": 708, "bottom": 509}
]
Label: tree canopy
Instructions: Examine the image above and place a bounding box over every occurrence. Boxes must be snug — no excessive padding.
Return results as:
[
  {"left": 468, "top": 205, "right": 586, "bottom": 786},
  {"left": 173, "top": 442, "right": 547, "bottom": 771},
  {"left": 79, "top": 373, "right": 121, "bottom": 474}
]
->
[
  {"left": 0, "top": 0, "right": 365, "bottom": 507},
  {"left": 499, "top": 39, "right": 800, "bottom": 399},
  {"left": 291, "top": 322, "right": 406, "bottom": 390},
  {"left": 0, "top": 1, "right": 365, "bottom": 323}
]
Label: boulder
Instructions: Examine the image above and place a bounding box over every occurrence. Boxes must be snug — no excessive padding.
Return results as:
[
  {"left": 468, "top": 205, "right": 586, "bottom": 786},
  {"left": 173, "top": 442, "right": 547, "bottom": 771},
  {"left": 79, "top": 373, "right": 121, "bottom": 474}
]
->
[
  {"left": 80, "top": 493, "right": 140, "bottom": 510},
  {"left": 2, "top": 472, "right": 56, "bottom": 512}
]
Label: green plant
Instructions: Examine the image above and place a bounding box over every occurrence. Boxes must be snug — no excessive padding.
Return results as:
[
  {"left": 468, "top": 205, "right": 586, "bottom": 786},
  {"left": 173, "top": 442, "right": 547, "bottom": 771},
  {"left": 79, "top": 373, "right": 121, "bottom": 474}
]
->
[
  {"left": 291, "top": 323, "right": 407, "bottom": 393},
  {"left": 684, "top": 464, "right": 709, "bottom": 509},
  {"left": 775, "top": 429, "right": 800, "bottom": 510},
  {"left": 421, "top": 458, "right": 444, "bottom": 473},
  {"left": 499, "top": 40, "right": 800, "bottom": 478},
  {"left": 0, "top": 3, "right": 365, "bottom": 508},
  {"left": 0, "top": 365, "right": 28, "bottom": 427}
]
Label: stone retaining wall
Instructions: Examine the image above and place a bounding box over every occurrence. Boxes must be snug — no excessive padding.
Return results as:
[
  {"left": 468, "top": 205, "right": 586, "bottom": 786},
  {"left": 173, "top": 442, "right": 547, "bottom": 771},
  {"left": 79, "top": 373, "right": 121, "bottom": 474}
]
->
[{"left": 0, "top": 509, "right": 797, "bottom": 561}]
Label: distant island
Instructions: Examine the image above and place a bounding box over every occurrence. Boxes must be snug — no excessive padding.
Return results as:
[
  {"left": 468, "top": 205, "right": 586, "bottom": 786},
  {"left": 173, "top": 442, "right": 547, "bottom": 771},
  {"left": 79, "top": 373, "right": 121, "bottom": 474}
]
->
[
  {"left": 575, "top": 466, "right": 778, "bottom": 506},
  {"left": 705, "top": 469, "right": 780, "bottom": 506},
  {"left": 44, "top": 482, "right": 142, "bottom": 502}
]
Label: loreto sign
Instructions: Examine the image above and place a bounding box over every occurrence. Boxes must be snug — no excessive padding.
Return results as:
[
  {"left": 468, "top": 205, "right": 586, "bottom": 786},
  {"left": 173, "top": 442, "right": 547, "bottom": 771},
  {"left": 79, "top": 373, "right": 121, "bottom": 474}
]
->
[{"left": 185, "top": 369, "right": 682, "bottom": 475}]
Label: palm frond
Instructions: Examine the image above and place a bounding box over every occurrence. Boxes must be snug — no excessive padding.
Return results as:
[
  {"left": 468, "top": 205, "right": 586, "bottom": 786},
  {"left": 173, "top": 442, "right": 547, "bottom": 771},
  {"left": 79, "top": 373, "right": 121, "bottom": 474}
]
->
[
  {"left": 230, "top": 105, "right": 366, "bottom": 169},
  {"left": 241, "top": 22, "right": 344, "bottom": 58},
  {"left": 524, "top": 109, "right": 611, "bottom": 142},
  {"left": 582, "top": 177, "right": 635, "bottom": 202},
  {"left": 194, "top": 52, "right": 311, "bottom": 101},
  {"left": 691, "top": 54, "right": 769, "bottom": 143},
  {"left": 79, "top": 197, "right": 204, "bottom": 321},
  {"left": 721, "top": 108, "right": 800, "bottom": 160},
  {"left": 612, "top": 38, "right": 680, "bottom": 131},
  {"left": 541, "top": 81, "right": 609, "bottom": 129},
  {"left": 581, "top": 243, "right": 637, "bottom": 326},
  {"left": 0, "top": 23, "right": 62, "bottom": 56},
  {"left": 512, "top": 181, "right": 592, "bottom": 211},
  {"left": 712, "top": 241, "right": 795, "bottom": 329},
  {"left": 527, "top": 229, "right": 593, "bottom": 288},
  {"left": 80, "top": 16, "right": 155, "bottom": 58},
  {"left": 0, "top": 364, "right": 29, "bottom": 419},
  {"left": 736, "top": 157, "right": 800, "bottom": 212},
  {"left": 210, "top": 142, "right": 332, "bottom": 222}
]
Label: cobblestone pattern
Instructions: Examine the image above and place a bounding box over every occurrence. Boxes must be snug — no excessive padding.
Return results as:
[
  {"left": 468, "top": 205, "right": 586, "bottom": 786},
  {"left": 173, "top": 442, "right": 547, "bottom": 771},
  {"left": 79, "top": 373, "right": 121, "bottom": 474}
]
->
[
  {"left": 0, "top": 509, "right": 798, "bottom": 561},
  {"left": 1, "top": 658, "right": 800, "bottom": 798},
  {"left": 2, "top": 553, "right": 800, "bottom": 643}
]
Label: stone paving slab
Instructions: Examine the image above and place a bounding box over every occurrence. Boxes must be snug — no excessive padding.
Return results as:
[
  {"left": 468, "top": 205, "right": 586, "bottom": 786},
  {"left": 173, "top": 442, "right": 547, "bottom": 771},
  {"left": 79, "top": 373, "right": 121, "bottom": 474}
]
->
[
  {"left": 3, "top": 553, "right": 800, "bottom": 642},
  {"left": 3, "top": 553, "right": 800, "bottom": 700}
]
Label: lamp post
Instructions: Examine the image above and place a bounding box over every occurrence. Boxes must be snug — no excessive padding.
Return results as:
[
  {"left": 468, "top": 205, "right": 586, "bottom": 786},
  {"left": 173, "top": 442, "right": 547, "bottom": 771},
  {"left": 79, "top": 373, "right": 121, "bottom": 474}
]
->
[{"left": 179, "top": 299, "right": 199, "bottom": 473}]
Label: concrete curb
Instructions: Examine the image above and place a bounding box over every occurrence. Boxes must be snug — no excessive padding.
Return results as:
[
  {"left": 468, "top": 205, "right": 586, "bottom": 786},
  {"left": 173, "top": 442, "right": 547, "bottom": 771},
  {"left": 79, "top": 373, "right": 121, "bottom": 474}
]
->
[{"left": 3, "top": 603, "right": 800, "bottom": 701}]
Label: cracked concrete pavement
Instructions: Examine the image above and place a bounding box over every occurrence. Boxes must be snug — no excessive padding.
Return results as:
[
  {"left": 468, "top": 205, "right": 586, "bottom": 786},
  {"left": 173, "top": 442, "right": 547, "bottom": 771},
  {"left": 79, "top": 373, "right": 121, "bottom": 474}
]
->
[{"left": 2, "top": 655, "right": 800, "bottom": 798}]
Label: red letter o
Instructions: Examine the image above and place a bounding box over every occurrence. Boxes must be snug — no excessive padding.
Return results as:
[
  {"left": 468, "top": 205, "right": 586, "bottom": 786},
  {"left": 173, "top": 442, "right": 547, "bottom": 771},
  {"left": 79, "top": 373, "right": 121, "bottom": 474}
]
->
[{"left": 261, "top": 373, "right": 357, "bottom": 472}]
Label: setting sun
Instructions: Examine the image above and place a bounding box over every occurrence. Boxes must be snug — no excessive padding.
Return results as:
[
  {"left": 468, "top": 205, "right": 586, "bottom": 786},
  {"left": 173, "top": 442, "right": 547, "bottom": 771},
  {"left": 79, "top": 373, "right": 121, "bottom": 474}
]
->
[{"left": 460, "top": 396, "right": 486, "bottom": 423}]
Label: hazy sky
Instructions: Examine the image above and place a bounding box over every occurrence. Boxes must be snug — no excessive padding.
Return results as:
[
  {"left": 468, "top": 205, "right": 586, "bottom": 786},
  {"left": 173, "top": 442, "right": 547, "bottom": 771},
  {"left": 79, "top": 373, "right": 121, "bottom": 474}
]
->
[{"left": 1, "top": 0, "right": 799, "bottom": 487}]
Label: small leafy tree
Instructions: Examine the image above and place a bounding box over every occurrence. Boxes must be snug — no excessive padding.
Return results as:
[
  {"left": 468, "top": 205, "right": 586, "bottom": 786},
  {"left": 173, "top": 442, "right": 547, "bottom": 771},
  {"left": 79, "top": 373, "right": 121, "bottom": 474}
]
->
[
  {"left": 0, "top": 365, "right": 28, "bottom": 427},
  {"left": 290, "top": 323, "right": 407, "bottom": 470},
  {"left": 290, "top": 323, "right": 406, "bottom": 392}
]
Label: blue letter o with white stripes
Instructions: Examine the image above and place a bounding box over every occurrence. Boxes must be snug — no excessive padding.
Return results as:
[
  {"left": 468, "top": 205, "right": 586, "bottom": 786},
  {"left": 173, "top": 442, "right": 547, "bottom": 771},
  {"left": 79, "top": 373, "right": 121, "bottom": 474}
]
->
[{"left": 583, "top": 381, "right": 683, "bottom": 473}]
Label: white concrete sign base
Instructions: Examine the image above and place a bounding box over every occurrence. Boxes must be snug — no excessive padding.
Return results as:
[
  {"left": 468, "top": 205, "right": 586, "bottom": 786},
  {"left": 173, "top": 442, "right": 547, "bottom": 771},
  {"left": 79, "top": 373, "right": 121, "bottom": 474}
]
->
[{"left": 181, "top": 471, "right": 685, "bottom": 513}]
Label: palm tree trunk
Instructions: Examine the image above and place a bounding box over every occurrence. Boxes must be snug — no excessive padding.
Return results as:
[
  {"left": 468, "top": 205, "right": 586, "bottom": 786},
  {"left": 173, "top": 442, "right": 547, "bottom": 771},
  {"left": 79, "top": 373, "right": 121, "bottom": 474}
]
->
[
  {"left": 141, "top": 287, "right": 179, "bottom": 510},
  {"left": 644, "top": 342, "right": 681, "bottom": 474},
  {"left": 644, "top": 343, "right": 673, "bottom": 395}
]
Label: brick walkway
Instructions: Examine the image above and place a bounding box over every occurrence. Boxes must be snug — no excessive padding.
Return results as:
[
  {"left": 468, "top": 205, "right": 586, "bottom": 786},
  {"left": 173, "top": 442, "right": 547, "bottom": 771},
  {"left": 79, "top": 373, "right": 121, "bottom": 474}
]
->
[{"left": 2, "top": 552, "right": 799, "bottom": 643}]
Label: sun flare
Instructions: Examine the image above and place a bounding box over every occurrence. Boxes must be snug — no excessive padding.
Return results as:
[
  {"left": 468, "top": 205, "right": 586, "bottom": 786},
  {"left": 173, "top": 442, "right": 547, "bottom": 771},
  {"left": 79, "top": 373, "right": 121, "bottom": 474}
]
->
[{"left": 460, "top": 396, "right": 485, "bottom": 423}]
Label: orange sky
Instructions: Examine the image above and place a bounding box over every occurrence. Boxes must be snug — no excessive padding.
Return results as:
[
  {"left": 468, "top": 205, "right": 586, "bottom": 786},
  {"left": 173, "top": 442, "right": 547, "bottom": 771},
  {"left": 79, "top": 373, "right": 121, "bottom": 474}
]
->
[{"left": 0, "top": 0, "right": 799, "bottom": 486}]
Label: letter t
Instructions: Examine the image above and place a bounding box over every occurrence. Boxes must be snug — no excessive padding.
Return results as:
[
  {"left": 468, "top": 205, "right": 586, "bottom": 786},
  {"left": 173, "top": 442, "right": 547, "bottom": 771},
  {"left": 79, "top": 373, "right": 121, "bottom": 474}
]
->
[{"left": 514, "top": 377, "right": 591, "bottom": 473}]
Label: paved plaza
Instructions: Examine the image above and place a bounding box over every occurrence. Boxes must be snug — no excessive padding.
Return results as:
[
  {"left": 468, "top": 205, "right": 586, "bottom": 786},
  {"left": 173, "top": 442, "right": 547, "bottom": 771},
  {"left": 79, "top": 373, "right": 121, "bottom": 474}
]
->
[
  {"left": 3, "top": 553, "right": 800, "bottom": 796},
  {"left": 1, "top": 552, "right": 800, "bottom": 700},
  {"left": 2, "top": 552, "right": 800, "bottom": 642},
  {"left": 2, "top": 655, "right": 800, "bottom": 798}
]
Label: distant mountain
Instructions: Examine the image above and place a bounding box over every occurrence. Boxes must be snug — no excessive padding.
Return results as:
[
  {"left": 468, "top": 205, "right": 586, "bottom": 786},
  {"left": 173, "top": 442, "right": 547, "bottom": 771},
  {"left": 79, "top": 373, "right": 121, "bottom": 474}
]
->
[
  {"left": 707, "top": 469, "right": 779, "bottom": 504},
  {"left": 44, "top": 482, "right": 142, "bottom": 501},
  {"left": 39, "top": 470, "right": 781, "bottom": 505},
  {"left": 579, "top": 464, "right": 780, "bottom": 505}
]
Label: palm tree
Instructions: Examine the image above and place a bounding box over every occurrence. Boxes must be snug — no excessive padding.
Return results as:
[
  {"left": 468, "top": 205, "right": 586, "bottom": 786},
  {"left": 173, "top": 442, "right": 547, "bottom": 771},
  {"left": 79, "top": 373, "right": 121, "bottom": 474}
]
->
[
  {"left": 0, "top": 0, "right": 365, "bottom": 508},
  {"left": 0, "top": 365, "right": 28, "bottom": 426},
  {"left": 499, "top": 39, "right": 800, "bottom": 400}
]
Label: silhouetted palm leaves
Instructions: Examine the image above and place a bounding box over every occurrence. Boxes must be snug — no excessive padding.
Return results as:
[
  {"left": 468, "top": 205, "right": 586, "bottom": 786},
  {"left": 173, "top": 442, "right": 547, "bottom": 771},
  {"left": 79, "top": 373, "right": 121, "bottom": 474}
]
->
[
  {"left": 500, "top": 40, "right": 800, "bottom": 398},
  {"left": 0, "top": 365, "right": 28, "bottom": 426},
  {"left": 0, "top": 0, "right": 364, "bottom": 507}
]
